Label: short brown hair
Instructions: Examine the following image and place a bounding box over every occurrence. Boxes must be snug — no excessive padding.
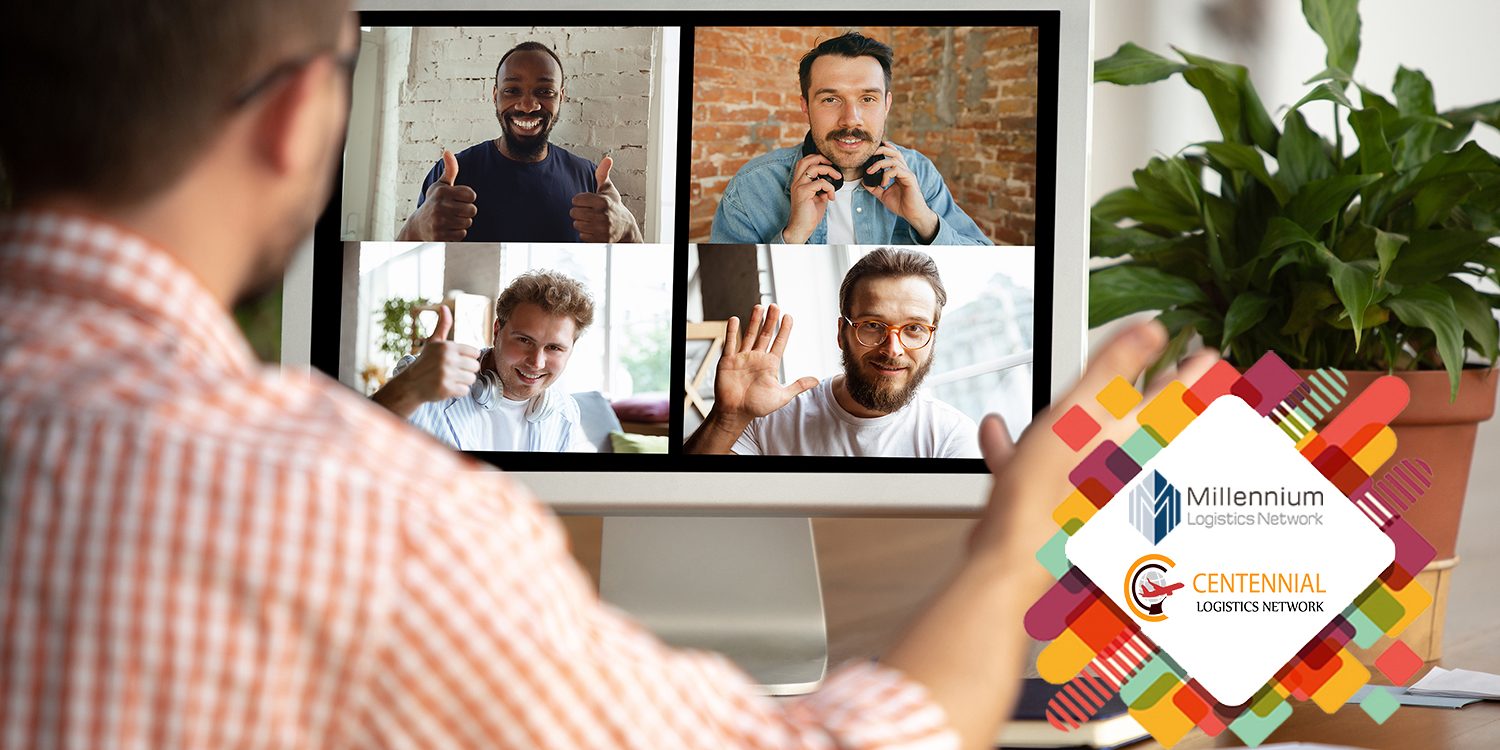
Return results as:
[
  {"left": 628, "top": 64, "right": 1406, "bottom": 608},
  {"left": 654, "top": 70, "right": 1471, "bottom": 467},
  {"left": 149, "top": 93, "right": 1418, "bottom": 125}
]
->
[
  {"left": 838, "top": 248, "right": 948, "bottom": 324},
  {"left": 798, "top": 32, "right": 894, "bottom": 101},
  {"left": 0, "top": 1, "right": 350, "bottom": 207},
  {"left": 496, "top": 270, "right": 595, "bottom": 339}
]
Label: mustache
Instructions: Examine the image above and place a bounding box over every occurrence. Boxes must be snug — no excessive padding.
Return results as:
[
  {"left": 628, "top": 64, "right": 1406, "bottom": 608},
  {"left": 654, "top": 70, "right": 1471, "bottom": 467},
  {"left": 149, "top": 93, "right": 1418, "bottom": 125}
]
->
[{"left": 825, "top": 128, "right": 874, "bottom": 143}]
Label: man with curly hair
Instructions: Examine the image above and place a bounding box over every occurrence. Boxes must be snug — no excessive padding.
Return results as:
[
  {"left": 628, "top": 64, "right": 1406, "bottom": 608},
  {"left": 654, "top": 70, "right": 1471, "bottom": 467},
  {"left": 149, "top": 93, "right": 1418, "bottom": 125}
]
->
[{"left": 372, "top": 269, "right": 597, "bottom": 451}]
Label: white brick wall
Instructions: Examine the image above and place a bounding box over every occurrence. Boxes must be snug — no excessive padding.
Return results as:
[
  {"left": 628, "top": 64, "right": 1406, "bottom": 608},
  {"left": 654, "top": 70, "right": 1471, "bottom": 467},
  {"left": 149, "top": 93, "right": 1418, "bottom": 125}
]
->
[{"left": 390, "top": 26, "right": 658, "bottom": 239}]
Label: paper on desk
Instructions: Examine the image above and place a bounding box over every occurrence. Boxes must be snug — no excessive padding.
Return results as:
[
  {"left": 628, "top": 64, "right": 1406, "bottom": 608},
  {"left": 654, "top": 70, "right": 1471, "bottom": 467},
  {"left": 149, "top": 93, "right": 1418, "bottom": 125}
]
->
[
  {"left": 1408, "top": 666, "right": 1500, "bottom": 699},
  {"left": 1349, "top": 685, "right": 1480, "bottom": 709}
]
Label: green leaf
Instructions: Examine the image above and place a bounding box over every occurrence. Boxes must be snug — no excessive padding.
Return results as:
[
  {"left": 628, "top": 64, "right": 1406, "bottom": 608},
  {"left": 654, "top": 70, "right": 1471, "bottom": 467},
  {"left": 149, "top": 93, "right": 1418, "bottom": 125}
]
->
[
  {"left": 1390, "top": 67, "right": 1444, "bottom": 170},
  {"left": 1133, "top": 156, "right": 1201, "bottom": 217},
  {"left": 1373, "top": 228, "right": 1409, "bottom": 284},
  {"left": 1183, "top": 66, "right": 1244, "bottom": 149},
  {"left": 1324, "top": 304, "right": 1391, "bottom": 331},
  {"left": 1175, "top": 48, "right": 1279, "bottom": 155},
  {"left": 1202, "top": 141, "right": 1291, "bottom": 205},
  {"left": 1285, "top": 174, "right": 1383, "bottom": 232},
  {"left": 1386, "top": 230, "right": 1500, "bottom": 285},
  {"left": 1091, "top": 218, "right": 1178, "bottom": 259},
  {"left": 1385, "top": 285, "right": 1467, "bottom": 398},
  {"left": 1259, "top": 216, "right": 1324, "bottom": 255},
  {"left": 1095, "top": 42, "right": 1188, "bottom": 85},
  {"left": 1200, "top": 195, "right": 1230, "bottom": 287},
  {"left": 1089, "top": 264, "right": 1209, "bottom": 328},
  {"left": 1360, "top": 86, "right": 1400, "bottom": 128},
  {"left": 1302, "top": 0, "right": 1361, "bottom": 79},
  {"left": 1409, "top": 141, "right": 1500, "bottom": 186},
  {"left": 1412, "top": 173, "right": 1481, "bottom": 228},
  {"left": 1448, "top": 100, "right": 1500, "bottom": 127},
  {"left": 1436, "top": 278, "right": 1500, "bottom": 362},
  {"left": 1280, "top": 282, "right": 1338, "bottom": 336},
  {"left": 1303, "top": 66, "right": 1353, "bottom": 86},
  {"left": 1093, "top": 187, "right": 1202, "bottom": 234},
  {"left": 1277, "top": 109, "right": 1335, "bottom": 193},
  {"left": 1373, "top": 142, "right": 1500, "bottom": 225},
  {"left": 1347, "top": 107, "right": 1394, "bottom": 175},
  {"left": 1320, "top": 254, "right": 1379, "bottom": 348},
  {"left": 1223, "top": 293, "right": 1274, "bottom": 347},
  {"left": 1291, "top": 81, "right": 1356, "bottom": 112},
  {"left": 1393, "top": 66, "right": 1438, "bottom": 117}
]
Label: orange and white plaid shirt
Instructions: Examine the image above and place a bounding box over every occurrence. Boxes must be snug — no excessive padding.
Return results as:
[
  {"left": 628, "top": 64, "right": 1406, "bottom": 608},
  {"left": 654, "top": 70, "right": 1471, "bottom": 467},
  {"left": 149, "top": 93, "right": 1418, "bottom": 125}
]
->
[{"left": 0, "top": 211, "right": 957, "bottom": 749}]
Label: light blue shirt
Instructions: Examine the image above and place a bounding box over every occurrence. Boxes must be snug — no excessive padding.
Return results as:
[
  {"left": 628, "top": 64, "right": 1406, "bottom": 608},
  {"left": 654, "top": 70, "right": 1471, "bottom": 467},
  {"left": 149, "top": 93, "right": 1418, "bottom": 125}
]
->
[
  {"left": 393, "top": 353, "right": 590, "bottom": 452},
  {"left": 710, "top": 142, "right": 992, "bottom": 246},
  {"left": 407, "top": 390, "right": 587, "bottom": 452}
]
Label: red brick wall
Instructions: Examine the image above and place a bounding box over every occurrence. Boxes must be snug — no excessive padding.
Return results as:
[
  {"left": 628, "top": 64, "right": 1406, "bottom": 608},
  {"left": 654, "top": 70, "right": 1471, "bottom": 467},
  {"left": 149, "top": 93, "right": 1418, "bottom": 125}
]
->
[{"left": 690, "top": 26, "right": 1039, "bottom": 246}]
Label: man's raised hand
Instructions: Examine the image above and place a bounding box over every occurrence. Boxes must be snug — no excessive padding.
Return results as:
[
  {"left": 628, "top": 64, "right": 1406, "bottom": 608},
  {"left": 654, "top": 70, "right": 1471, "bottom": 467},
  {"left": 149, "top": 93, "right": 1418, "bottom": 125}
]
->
[
  {"left": 711, "top": 303, "right": 819, "bottom": 422},
  {"left": 369, "top": 305, "right": 483, "bottom": 419},
  {"left": 397, "top": 148, "right": 478, "bottom": 243},
  {"left": 571, "top": 155, "right": 643, "bottom": 243}
]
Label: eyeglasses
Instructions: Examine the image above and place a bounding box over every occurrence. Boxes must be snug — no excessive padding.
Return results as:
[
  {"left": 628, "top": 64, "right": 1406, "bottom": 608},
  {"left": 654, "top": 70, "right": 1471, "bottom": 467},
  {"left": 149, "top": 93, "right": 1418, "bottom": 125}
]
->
[
  {"left": 229, "top": 48, "right": 360, "bottom": 110},
  {"left": 842, "top": 316, "right": 938, "bottom": 350}
]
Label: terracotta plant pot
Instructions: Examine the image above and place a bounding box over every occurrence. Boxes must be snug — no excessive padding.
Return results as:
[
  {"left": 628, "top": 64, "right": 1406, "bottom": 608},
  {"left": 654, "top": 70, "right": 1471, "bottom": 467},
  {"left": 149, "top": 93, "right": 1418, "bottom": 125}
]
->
[
  {"left": 1296, "top": 368, "right": 1496, "bottom": 660},
  {"left": 1329, "top": 368, "right": 1499, "bottom": 560}
]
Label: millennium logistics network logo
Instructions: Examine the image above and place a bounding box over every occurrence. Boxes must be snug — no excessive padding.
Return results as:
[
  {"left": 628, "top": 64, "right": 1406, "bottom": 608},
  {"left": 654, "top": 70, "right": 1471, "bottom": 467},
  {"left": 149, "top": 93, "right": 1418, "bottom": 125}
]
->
[{"left": 1131, "top": 470, "right": 1181, "bottom": 545}]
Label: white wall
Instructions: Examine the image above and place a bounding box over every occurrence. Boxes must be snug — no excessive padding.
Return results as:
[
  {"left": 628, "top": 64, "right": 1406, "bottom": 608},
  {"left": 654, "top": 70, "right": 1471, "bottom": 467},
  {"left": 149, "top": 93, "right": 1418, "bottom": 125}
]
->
[
  {"left": 1091, "top": 0, "right": 1500, "bottom": 205},
  {"left": 347, "top": 26, "right": 663, "bottom": 241}
]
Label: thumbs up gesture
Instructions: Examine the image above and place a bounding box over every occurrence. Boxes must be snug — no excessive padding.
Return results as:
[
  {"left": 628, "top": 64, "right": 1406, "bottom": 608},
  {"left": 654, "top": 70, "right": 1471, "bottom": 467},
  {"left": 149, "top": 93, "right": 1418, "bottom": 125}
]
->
[
  {"left": 397, "top": 148, "right": 479, "bottom": 243},
  {"left": 570, "top": 155, "right": 643, "bottom": 243},
  {"left": 370, "top": 305, "right": 483, "bottom": 419}
]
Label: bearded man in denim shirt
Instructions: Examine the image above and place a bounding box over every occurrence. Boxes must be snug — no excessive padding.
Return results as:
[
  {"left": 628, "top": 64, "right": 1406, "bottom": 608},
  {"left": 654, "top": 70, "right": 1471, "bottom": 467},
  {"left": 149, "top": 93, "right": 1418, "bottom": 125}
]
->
[{"left": 710, "top": 32, "right": 992, "bottom": 246}]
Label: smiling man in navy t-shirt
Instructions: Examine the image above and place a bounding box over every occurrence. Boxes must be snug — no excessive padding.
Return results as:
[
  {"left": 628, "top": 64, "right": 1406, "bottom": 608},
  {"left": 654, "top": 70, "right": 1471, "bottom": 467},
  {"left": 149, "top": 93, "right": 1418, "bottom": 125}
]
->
[{"left": 397, "top": 41, "right": 643, "bottom": 244}]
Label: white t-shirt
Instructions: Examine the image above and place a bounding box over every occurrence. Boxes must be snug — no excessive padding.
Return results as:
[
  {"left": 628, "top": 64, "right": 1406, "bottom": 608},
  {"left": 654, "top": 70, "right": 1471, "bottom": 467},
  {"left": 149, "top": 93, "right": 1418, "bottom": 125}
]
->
[
  {"left": 731, "top": 377, "right": 980, "bottom": 458},
  {"left": 485, "top": 396, "right": 592, "bottom": 452},
  {"left": 825, "top": 182, "right": 860, "bottom": 244},
  {"left": 483, "top": 397, "right": 536, "bottom": 452}
]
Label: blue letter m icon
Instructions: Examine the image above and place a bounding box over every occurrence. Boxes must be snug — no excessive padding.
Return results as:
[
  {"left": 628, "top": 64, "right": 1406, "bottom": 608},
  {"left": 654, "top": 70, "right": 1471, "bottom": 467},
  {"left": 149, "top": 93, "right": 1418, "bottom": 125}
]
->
[{"left": 1131, "top": 471, "right": 1181, "bottom": 544}]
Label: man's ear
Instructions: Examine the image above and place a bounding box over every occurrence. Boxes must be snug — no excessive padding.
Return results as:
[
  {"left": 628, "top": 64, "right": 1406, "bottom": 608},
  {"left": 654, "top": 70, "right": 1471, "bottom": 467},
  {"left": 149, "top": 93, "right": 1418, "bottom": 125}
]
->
[
  {"left": 251, "top": 56, "right": 337, "bottom": 177},
  {"left": 885, "top": 91, "right": 893, "bottom": 115},
  {"left": 492, "top": 83, "right": 499, "bottom": 106},
  {"left": 799, "top": 96, "right": 808, "bottom": 116}
]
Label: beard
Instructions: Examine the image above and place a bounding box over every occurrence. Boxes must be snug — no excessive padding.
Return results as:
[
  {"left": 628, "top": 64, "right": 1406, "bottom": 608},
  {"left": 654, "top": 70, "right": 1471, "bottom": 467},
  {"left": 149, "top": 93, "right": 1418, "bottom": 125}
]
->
[
  {"left": 840, "top": 342, "right": 935, "bottom": 414},
  {"left": 498, "top": 108, "right": 557, "bottom": 159}
]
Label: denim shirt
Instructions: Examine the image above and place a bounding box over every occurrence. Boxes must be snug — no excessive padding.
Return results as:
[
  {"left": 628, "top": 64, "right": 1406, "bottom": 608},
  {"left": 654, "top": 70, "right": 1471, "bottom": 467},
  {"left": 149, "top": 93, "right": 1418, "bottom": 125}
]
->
[{"left": 710, "top": 142, "right": 992, "bottom": 246}]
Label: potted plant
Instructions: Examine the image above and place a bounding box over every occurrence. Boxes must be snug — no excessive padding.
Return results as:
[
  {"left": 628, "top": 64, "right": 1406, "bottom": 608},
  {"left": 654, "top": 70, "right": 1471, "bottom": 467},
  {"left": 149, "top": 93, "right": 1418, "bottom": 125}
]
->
[
  {"left": 1087, "top": 0, "right": 1499, "bottom": 658},
  {"left": 366, "top": 296, "right": 432, "bottom": 392}
]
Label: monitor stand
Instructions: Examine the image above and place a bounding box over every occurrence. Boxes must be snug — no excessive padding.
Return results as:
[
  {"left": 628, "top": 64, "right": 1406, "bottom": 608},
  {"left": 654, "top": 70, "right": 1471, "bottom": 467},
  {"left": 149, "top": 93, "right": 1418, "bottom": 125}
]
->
[{"left": 599, "top": 516, "right": 828, "bottom": 696}]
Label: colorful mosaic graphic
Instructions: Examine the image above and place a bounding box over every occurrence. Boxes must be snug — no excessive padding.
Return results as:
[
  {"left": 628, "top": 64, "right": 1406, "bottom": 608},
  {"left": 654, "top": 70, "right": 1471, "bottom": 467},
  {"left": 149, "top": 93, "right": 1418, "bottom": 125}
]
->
[{"left": 1028, "top": 352, "right": 1436, "bottom": 747}]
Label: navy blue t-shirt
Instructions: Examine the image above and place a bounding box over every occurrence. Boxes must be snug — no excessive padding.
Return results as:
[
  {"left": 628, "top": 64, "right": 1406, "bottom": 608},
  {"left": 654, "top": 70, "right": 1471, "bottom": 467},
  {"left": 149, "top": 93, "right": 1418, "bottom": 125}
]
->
[{"left": 416, "top": 140, "right": 597, "bottom": 243}]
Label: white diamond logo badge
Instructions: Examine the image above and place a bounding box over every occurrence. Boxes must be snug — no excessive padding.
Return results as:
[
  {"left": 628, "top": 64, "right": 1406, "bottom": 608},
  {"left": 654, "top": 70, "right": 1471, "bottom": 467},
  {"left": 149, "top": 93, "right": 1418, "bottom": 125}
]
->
[{"left": 1065, "top": 396, "right": 1395, "bottom": 706}]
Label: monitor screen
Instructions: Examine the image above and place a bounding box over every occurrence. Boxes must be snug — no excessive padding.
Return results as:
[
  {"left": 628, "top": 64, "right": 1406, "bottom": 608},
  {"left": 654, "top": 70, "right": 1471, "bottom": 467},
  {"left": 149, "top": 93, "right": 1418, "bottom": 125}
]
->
[{"left": 307, "top": 7, "right": 1086, "bottom": 510}]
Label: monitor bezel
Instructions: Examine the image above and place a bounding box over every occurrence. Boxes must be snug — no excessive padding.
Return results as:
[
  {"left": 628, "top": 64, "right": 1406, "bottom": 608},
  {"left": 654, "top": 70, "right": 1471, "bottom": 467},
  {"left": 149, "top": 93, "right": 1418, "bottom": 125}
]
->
[{"left": 290, "top": 0, "right": 1094, "bottom": 515}]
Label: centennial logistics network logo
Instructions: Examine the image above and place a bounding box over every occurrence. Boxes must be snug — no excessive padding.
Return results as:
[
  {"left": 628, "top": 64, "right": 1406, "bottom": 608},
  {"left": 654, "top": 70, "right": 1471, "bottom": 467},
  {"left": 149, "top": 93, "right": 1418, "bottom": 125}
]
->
[
  {"left": 1024, "top": 353, "right": 1439, "bottom": 746},
  {"left": 1125, "top": 553, "right": 1179, "bottom": 622}
]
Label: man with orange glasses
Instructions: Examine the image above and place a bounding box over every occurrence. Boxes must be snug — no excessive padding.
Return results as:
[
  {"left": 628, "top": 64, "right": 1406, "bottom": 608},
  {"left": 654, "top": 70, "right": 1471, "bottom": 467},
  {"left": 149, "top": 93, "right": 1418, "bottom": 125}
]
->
[{"left": 685, "top": 247, "right": 979, "bottom": 457}]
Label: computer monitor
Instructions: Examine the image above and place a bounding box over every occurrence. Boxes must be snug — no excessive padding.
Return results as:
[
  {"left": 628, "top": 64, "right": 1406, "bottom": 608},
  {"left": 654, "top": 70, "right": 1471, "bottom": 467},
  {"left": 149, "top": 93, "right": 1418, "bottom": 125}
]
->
[{"left": 287, "top": 0, "right": 1096, "bottom": 693}]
